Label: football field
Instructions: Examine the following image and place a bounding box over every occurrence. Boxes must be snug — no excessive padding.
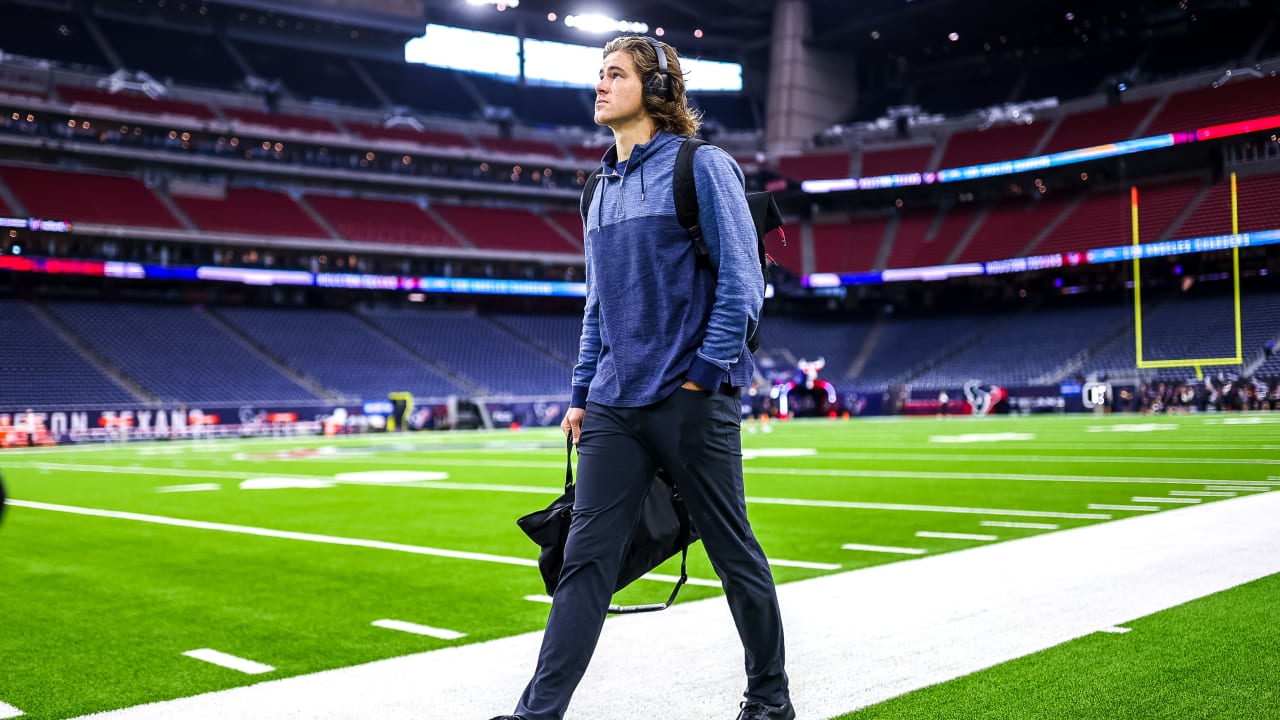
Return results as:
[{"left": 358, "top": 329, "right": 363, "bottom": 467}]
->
[{"left": 1, "top": 413, "right": 1277, "bottom": 719}]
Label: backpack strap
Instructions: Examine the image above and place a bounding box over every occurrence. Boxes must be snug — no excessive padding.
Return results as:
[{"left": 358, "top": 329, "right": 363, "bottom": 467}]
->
[
  {"left": 579, "top": 167, "right": 603, "bottom": 223},
  {"left": 673, "top": 137, "right": 710, "bottom": 263}
]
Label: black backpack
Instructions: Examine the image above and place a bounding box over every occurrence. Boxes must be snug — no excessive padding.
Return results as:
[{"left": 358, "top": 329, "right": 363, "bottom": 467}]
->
[{"left": 580, "top": 138, "right": 785, "bottom": 353}]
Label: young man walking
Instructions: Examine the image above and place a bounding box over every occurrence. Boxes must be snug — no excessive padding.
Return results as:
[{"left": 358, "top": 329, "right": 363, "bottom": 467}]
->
[{"left": 491, "top": 36, "right": 793, "bottom": 720}]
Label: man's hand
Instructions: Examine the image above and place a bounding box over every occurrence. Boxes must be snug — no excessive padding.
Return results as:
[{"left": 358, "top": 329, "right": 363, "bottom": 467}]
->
[
  {"left": 561, "top": 407, "right": 586, "bottom": 445},
  {"left": 681, "top": 380, "right": 707, "bottom": 391}
]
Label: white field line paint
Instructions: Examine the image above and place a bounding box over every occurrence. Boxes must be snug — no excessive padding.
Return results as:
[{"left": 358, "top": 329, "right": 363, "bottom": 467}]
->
[
  {"left": 750, "top": 496, "right": 1110, "bottom": 520},
  {"left": 741, "top": 448, "right": 818, "bottom": 459},
  {"left": 1088, "top": 504, "right": 1161, "bottom": 512},
  {"left": 761, "top": 451, "right": 1280, "bottom": 466},
  {"left": 981, "top": 520, "right": 1059, "bottom": 530},
  {"left": 19, "top": 461, "right": 1272, "bottom": 493},
  {"left": 1209, "top": 416, "right": 1280, "bottom": 425},
  {"left": 927, "top": 433, "right": 1036, "bottom": 443},
  {"left": 181, "top": 649, "right": 274, "bottom": 675},
  {"left": 1205, "top": 485, "right": 1272, "bottom": 492},
  {"left": 842, "top": 543, "right": 927, "bottom": 555},
  {"left": 0, "top": 700, "right": 23, "bottom": 719},
  {"left": 769, "top": 559, "right": 842, "bottom": 571},
  {"left": 1131, "top": 496, "right": 1201, "bottom": 505},
  {"left": 916, "top": 531, "right": 998, "bottom": 541},
  {"left": 69, "top": 492, "right": 1280, "bottom": 720},
  {"left": 1098, "top": 626, "right": 1132, "bottom": 634},
  {"left": 8, "top": 500, "right": 722, "bottom": 588},
  {"left": 371, "top": 620, "right": 465, "bottom": 641},
  {"left": 240, "top": 478, "right": 335, "bottom": 490},
  {"left": 524, "top": 594, "right": 554, "bottom": 604},
  {"left": 1086, "top": 424, "right": 1178, "bottom": 432},
  {"left": 157, "top": 483, "right": 221, "bottom": 493},
  {"left": 1169, "top": 490, "right": 1237, "bottom": 497}
]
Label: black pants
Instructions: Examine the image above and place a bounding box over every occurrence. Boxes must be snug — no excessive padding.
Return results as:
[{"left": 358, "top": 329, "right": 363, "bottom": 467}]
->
[{"left": 515, "top": 387, "right": 789, "bottom": 719}]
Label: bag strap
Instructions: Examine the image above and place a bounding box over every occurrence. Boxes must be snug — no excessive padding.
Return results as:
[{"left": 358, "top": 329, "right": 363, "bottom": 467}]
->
[
  {"left": 563, "top": 433, "right": 575, "bottom": 492},
  {"left": 674, "top": 137, "right": 710, "bottom": 264},
  {"left": 579, "top": 168, "right": 603, "bottom": 224},
  {"left": 607, "top": 481, "right": 693, "bottom": 615}
]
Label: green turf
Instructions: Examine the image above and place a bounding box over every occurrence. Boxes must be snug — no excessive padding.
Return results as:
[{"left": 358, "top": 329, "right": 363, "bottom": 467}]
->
[
  {"left": 839, "top": 572, "right": 1280, "bottom": 720},
  {"left": 0, "top": 413, "right": 1276, "bottom": 718}
]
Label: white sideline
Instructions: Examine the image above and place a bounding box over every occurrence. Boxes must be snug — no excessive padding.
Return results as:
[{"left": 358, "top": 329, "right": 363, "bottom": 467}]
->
[{"left": 68, "top": 491, "right": 1280, "bottom": 720}]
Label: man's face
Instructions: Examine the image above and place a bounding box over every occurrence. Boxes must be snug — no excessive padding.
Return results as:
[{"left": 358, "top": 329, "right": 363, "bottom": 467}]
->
[{"left": 595, "top": 50, "right": 646, "bottom": 129}]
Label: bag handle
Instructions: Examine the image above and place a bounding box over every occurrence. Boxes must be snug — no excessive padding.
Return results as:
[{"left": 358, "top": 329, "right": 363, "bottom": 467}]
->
[{"left": 563, "top": 433, "right": 575, "bottom": 493}]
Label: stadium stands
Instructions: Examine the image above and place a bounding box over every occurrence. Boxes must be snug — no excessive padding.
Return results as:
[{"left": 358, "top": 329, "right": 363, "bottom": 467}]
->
[
  {"left": 849, "top": 314, "right": 996, "bottom": 389},
  {"left": 485, "top": 312, "right": 584, "bottom": 366},
  {"left": 344, "top": 122, "right": 475, "bottom": 151},
  {"left": 811, "top": 216, "right": 887, "bottom": 274},
  {"left": 954, "top": 195, "right": 1070, "bottom": 264},
  {"left": 44, "top": 301, "right": 321, "bottom": 403},
  {"left": 777, "top": 152, "right": 851, "bottom": 182},
  {"left": 0, "top": 300, "right": 140, "bottom": 407},
  {"left": 1144, "top": 75, "right": 1280, "bottom": 137},
  {"left": 1176, "top": 172, "right": 1280, "bottom": 238},
  {"left": 1029, "top": 189, "right": 1129, "bottom": 256},
  {"left": 172, "top": 187, "right": 329, "bottom": 238},
  {"left": 215, "top": 306, "right": 466, "bottom": 400},
  {"left": 94, "top": 18, "right": 243, "bottom": 89},
  {"left": 57, "top": 85, "right": 218, "bottom": 120},
  {"left": 758, "top": 316, "right": 872, "bottom": 382},
  {"left": 0, "top": 166, "right": 183, "bottom": 228},
  {"left": 362, "top": 308, "right": 571, "bottom": 396},
  {"left": 1039, "top": 100, "right": 1157, "bottom": 154},
  {"left": 432, "top": 205, "right": 580, "bottom": 254},
  {"left": 221, "top": 107, "right": 342, "bottom": 135},
  {"left": 233, "top": 40, "right": 379, "bottom": 107},
  {"left": 936, "top": 121, "right": 1048, "bottom": 170},
  {"left": 860, "top": 145, "right": 934, "bottom": 177},
  {"left": 306, "top": 194, "right": 461, "bottom": 248}
]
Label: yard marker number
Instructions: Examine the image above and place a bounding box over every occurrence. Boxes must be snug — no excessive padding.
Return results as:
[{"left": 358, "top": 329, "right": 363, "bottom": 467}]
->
[
  {"left": 182, "top": 649, "right": 275, "bottom": 675},
  {"left": 371, "top": 619, "right": 465, "bottom": 640},
  {"left": 841, "top": 543, "right": 927, "bottom": 555},
  {"left": 0, "top": 700, "right": 24, "bottom": 719}
]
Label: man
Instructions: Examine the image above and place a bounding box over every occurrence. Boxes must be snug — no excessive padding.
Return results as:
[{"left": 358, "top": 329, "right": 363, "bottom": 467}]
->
[{"left": 491, "top": 36, "right": 793, "bottom": 720}]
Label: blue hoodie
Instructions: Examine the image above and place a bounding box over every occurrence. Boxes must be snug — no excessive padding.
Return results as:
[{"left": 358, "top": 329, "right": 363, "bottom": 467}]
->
[{"left": 570, "top": 131, "right": 763, "bottom": 408}]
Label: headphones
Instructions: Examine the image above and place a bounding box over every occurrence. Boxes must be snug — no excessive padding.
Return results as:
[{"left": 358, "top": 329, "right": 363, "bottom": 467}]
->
[{"left": 643, "top": 38, "right": 672, "bottom": 101}]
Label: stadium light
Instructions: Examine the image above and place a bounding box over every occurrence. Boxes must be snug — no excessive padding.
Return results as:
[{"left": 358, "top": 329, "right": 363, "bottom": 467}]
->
[{"left": 565, "top": 13, "right": 648, "bottom": 34}]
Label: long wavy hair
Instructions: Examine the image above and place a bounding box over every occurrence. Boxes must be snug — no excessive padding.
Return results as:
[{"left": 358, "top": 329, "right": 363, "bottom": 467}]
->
[{"left": 602, "top": 36, "right": 702, "bottom": 137}]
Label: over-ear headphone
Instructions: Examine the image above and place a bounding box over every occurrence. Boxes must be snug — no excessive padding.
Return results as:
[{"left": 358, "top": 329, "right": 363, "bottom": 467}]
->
[{"left": 643, "top": 38, "right": 672, "bottom": 101}]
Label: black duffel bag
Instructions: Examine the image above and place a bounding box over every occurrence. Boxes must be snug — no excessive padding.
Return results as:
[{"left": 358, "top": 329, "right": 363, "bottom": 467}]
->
[{"left": 516, "top": 435, "right": 699, "bottom": 614}]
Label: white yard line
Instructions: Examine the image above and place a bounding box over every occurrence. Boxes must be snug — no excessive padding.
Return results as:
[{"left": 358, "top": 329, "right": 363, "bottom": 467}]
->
[
  {"left": 0, "top": 700, "right": 23, "bottom": 719},
  {"left": 6, "top": 500, "right": 723, "bottom": 588},
  {"left": 181, "top": 649, "right": 274, "bottom": 675},
  {"left": 980, "top": 521, "right": 1059, "bottom": 530},
  {"left": 66, "top": 489, "right": 1280, "bottom": 720},
  {"left": 1132, "top": 496, "right": 1201, "bottom": 505},
  {"left": 750, "top": 496, "right": 1111, "bottom": 520},
  {"left": 1097, "top": 626, "right": 1132, "bottom": 634},
  {"left": 157, "top": 484, "right": 222, "bottom": 493},
  {"left": 1169, "top": 490, "right": 1236, "bottom": 497},
  {"left": 371, "top": 620, "right": 465, "bottom": 641},
  {"left": 769, "top": 559, "right": 842, "bottom": 570},
  {"left": 1205, "top": 485, "right": 1272, "bottom": 492},
  {"left": 841, "top": 543, "right": 927, "bottom": 555},
  {"left": 916, "top": 531, "right": 998, "bottom": 541},
  {"left": 1088, "top": 504, "right": 1161, "bottom": 512}
]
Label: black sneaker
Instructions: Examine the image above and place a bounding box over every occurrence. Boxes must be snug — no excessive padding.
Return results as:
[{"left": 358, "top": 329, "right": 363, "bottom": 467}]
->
[{"left": 737, "top": 700, "right": 796, "bottom": 720}]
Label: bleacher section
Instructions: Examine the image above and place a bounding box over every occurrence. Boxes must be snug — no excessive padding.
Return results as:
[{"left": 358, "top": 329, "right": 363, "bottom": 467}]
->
[
  {"left": 937, "top": 122, "right": 1047, "bottom": 169},
  {"left": 94, "top": 18, "right": 243, "bottom": 89},
  {"left": 1029, "top": 190, "right": 1128, "bottom": 256},
  {"left": 233, "top": 40, "right": 378, "bottom": 107},
  {"left": 345, "top": 122, "right": 474, "bottom": 151},
  {"left": 362, "top": 308, "right": 570, "bottom": 396},
  {"left": 485, "top": 312, "right": 583, "bottom": 366},
  {"left": 306, "top": 194, "right": 460, "bottom": 248},
  {"left": 1144, "top": 75, "right": 1280, "bottom": 137},
  {"left": 433, "top": 205, "right": 579, "bottom": 254},
  {"left": 45, "top": 302, "right": 320, "bottom": 403},
  {"left": 850, "top": 314, "right": 994, "bottom": 389},
  {"left": 777, "top": 152, "right": 851, "bottom": 182},
  {"left": 758, "top": 316, "right": 872, "bottom": 382},
  {"left": 0, "top": 300, "right": 139, "bottom": 407},
  {"left": 907, "top": 304, "right": 1133, "bottom": 388},
  {"left": 215, "top": 306, "right": 465, "bottom": 399},
  {"left": 172, "top": 187, "right": 328, "bottom": 237},
  {"left": 221, "top": 107, "right": 341, "bottom": 134},
  {"left": 358, "top": 59, "right": 478, "bottom": 118},
  {"left": 955, "top": 195, "right": 1069, "bottom": 264},
  {"left": 57, "top": 85, "right": 218, "bottom": 120},
  {"left": 1039, "top": 100, "right": 1156, "bottom": 154},
  {"left": 860, "top": 145, "right": 934, "bottom": 177},
  {"left": 1175, "top": 172, "right": 1280, "bottom": 238},
  {"left": 547, "top": 211, "right": 584, "bottom": 244},
  {"left": 0, "top": 166, "right": 182, "bottom": 228},
  {"left": 811, "top": 216, "right": 886, "bottom": 274}
]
